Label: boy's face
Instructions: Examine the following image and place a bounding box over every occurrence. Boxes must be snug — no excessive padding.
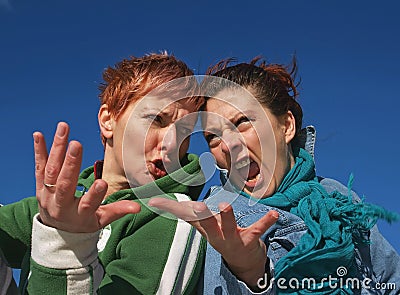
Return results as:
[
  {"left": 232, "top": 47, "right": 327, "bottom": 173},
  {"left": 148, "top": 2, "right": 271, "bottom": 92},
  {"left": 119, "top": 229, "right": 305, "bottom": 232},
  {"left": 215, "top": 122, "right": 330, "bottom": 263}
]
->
[{"left": 114, "top": 95, "right": 198, "bottom": 187}]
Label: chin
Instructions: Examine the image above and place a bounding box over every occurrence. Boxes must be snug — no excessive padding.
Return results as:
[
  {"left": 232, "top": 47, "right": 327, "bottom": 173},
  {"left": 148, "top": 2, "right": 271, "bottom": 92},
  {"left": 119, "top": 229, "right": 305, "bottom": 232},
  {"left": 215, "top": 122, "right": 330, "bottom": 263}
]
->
[
  {"left": 127, "top": 171, "right": 153, "bottom": 188},
  {"left": 244, "top": 184, "right": 275, "bottom": 199}
]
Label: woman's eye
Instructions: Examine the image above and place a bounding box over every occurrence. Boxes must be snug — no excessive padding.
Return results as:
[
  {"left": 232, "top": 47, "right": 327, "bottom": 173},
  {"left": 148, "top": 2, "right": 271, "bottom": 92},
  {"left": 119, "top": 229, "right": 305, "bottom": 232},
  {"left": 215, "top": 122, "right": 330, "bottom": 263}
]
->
[
  {"left": 235, "top": 116, "right": 250, "bottom": 126},
  {"left": 205, "top": 133, "right": 221, "bottom": 147},
  {"left": 205, "top": 133, "right": 214, "bottom": 142},
  {"left": 235, "top": 116, "right": 253, "bottom": 131}
]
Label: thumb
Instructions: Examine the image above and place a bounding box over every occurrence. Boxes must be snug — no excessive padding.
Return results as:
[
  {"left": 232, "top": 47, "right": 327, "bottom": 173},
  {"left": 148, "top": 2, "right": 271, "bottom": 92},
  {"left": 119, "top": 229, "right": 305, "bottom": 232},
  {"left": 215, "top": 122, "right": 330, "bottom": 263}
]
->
[{"left": 97, "top": 201, "right": 141, "bottom": 228}]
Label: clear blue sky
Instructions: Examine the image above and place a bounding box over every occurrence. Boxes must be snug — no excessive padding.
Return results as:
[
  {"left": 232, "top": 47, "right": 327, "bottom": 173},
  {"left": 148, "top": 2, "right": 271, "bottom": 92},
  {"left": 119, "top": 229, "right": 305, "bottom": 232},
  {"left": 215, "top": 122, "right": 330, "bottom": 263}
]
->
[{"left": 1, "top": 0, "right": 399, "bottom": 262}]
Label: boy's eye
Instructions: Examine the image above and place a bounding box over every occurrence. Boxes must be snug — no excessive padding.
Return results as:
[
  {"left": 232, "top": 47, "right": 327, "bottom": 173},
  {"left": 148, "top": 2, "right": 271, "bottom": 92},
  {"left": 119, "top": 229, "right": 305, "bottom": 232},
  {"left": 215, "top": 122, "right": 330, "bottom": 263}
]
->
[
  {"left": 146, "top": 114, "right": 163, "bottom": 124},
  {"left": 153, "top": 115, "right": 162, "bottom": 123},
  {"left": 178, "top": 126, "right": 192, "bottom": 136}
]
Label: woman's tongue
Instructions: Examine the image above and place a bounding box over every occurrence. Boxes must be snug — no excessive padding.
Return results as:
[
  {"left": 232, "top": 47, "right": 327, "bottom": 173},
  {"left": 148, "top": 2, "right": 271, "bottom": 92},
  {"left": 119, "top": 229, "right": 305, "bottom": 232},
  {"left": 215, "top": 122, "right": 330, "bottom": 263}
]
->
[{"left": 237, "top": 161, "right": 260, "bottom": 183}]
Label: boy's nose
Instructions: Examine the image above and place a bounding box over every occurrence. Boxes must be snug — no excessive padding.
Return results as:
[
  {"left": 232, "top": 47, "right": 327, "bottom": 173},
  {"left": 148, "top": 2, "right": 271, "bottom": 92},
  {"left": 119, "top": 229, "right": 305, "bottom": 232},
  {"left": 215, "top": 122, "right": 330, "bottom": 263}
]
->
[{"left": 161, "top": 124, "right": 178, "bottom": 155}]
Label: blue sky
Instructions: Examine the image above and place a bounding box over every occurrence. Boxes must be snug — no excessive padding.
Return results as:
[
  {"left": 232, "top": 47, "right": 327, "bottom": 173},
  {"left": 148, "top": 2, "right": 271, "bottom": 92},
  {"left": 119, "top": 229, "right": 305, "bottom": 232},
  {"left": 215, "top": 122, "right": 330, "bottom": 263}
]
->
[{"left": 1, "top": 0, "right": 399, "bottom": 265}]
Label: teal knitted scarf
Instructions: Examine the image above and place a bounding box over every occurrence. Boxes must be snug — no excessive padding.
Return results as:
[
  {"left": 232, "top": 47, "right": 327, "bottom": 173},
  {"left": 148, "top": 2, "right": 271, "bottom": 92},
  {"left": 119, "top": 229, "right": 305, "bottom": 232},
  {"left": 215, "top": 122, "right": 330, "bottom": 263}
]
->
[{"left": 242, "top": 148, "right": 398, "bottom": 294}]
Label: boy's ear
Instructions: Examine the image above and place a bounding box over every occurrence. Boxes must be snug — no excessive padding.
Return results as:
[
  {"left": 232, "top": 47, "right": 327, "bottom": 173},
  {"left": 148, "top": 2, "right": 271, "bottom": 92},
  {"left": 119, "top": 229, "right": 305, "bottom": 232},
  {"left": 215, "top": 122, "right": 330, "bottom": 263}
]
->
[
  {"left": 98, "top": 104, "right": 114, "bottom": 140},
  {"left": 283, "top": 110, "right": 296, "bottom": 144}
]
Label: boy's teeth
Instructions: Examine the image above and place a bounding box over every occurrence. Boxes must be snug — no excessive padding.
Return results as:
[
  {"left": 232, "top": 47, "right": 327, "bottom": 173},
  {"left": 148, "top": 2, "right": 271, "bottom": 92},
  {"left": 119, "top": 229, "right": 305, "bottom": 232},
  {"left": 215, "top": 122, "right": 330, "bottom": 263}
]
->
[{"left": 235, "top": 158, "right": 250, "bottom": 170}]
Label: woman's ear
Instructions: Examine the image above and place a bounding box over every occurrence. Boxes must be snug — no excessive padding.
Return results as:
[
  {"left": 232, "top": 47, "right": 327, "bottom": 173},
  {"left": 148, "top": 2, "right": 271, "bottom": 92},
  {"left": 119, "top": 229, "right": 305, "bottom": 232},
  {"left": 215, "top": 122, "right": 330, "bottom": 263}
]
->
[
  {"left": 283, "top": 110, "right": 296, "bottom": 144},
  {"left": 98, "top": 104, "right": 114, "bottom": 140}
]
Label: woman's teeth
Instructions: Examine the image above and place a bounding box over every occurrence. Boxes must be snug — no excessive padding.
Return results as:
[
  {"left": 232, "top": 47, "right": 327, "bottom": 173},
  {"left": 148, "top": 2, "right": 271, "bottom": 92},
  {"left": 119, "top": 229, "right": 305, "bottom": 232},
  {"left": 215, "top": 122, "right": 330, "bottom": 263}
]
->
[
  {"left": 248, "top": 173, "right": 260, "bottom": 182},
  {"left": 235, "top": 158, "right": 251, "bottom": 170}
]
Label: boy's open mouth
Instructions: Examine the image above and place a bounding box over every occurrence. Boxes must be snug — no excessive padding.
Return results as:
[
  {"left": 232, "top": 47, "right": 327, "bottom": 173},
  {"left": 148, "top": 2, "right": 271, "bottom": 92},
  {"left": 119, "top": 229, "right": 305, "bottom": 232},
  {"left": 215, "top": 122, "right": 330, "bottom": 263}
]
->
[{"left": 149, "top": 159, "right": 167, "bottom": 179}]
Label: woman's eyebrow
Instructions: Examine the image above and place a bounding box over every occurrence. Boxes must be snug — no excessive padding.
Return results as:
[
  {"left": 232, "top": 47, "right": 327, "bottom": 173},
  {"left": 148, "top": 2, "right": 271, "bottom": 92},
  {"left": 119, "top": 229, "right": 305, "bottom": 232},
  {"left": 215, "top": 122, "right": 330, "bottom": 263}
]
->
[
  {"left": 232, "top": 109, "right": 257, "bottom": 118},
  {"left": 203, "top": 127, "right": 221, "bottom": 135}
]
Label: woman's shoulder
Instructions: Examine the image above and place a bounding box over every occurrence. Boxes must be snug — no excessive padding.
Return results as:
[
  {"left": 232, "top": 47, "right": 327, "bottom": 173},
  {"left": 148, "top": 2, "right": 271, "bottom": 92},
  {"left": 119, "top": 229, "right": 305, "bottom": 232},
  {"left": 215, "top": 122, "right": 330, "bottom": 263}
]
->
[{"left": 318, "top": 176, "right": 362, "bottom": 203}]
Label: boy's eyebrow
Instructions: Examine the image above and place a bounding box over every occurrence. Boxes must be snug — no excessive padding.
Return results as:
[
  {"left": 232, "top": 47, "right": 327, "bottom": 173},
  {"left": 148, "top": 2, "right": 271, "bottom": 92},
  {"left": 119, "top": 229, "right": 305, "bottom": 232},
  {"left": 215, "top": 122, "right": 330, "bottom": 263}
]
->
[
  {"left": 141, "top": 106, "right": 161, "bottom": 113},
  {"left": 140, "top": 106, "right": 172, "bottom": 116}
]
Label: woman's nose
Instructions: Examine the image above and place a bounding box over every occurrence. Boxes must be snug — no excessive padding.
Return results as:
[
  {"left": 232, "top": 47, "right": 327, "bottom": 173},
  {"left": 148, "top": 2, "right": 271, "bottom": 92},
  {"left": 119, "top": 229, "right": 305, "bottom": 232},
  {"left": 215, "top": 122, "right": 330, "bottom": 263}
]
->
[{"left": 221, "top": 130, "right": 242, "bottom": 156}]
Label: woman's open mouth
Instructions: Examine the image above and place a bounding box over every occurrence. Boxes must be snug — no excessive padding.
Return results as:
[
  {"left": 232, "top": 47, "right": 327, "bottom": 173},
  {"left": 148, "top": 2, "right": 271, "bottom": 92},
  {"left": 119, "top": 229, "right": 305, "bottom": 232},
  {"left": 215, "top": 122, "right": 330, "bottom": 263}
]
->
[{"left": 234, "top": 158, "right": 262, "bottom": 188}]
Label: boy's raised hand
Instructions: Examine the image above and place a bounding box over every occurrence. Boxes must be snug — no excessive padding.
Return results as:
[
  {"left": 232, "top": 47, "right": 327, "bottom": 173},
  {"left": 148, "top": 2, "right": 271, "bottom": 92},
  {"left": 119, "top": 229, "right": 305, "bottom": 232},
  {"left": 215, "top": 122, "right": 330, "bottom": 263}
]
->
[{"left": 33, "top": 122, "right": 141, "bottom": 233}]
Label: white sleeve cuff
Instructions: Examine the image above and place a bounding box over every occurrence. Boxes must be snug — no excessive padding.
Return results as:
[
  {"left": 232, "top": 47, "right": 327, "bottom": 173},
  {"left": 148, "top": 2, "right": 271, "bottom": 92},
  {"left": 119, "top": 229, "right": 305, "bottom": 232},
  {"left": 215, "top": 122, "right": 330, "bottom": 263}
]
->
[
  {"left": 31, "top": 213, "right": 100, "bottom": 269},
  {"left": 252, "top": 258, "right": 275, "bottom": 293}
]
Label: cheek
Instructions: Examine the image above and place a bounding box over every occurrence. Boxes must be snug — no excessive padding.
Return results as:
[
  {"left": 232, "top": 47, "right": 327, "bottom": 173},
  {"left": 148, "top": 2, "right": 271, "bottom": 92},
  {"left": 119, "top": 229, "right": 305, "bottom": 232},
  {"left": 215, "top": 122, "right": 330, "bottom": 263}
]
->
[
  {"left": 210, "top": 146, "right": 227, "bottom": 169},
  {"left": 123, "top": 133, "right": 145, "bottom": 163},
  {"left": 240, "top": 129, "right": 262, "bottom": 159},
  {"left": 268, "top": 134, "right": 291, "bottom": 187},
  {"left": 143, "top": 131, "right": 159, "bottom": 154}
]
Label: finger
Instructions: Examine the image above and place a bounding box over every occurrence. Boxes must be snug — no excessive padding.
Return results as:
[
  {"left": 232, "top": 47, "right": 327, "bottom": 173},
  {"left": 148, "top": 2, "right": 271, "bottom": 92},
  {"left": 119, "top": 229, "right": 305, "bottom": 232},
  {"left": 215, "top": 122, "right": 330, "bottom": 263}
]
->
[
  {"left": 33, "top": 132, "right": 48, "bottom": 195},
  {"left": 195, "top": 204, "right": 224, "bottom": 241},
  {"left": 248, "top": 210, "right": 279, "bottom": 239},
  {"left": 218, "top": 202, "right": 238, "bottom": 239},
  {"left": 44, "top": 122, "right": 69, "bottom": 188},
  {"left": 150, "top": 198, "right": 224, "bottom": 243},
  {"left": 96, "top": 201, "right": 141, "bottom": 228},
  {"left": 77, "top": 179, "right": 109, "bottom": 216},
  {"left": 55, "top": 141, "right": 83, "bottom": 206},
  {"left": 148, "top": 198, "right": 199, "bottom": 221}
]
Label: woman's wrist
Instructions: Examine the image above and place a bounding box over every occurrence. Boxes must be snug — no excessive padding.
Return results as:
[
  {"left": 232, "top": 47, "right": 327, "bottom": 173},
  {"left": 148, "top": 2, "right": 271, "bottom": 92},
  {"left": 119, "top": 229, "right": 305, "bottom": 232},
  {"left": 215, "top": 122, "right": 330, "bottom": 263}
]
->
[{"left": 224, "top": 256, "right": 269, "bottom": 289}]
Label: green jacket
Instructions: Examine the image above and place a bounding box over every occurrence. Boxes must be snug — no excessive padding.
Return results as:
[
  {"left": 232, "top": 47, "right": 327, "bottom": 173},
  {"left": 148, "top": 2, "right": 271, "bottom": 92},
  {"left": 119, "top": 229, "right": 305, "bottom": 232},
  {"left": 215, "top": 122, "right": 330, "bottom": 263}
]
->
[{"left": 0, "top": 153, "right": 205, "bottom": 294}]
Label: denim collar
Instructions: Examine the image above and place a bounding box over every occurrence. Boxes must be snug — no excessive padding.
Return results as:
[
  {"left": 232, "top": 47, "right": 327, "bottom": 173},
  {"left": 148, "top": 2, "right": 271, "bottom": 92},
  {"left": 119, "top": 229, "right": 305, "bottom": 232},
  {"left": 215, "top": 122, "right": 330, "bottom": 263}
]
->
[{"left": 292, "top": 125, "right": 316, "bottom": 159}]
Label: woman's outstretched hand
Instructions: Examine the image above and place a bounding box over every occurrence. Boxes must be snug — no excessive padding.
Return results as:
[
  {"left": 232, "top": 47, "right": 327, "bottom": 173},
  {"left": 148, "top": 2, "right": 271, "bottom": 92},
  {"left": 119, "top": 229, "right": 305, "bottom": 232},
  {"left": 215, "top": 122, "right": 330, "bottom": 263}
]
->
[
  {"left": 33, "top": 122, "right": 141, "bottom": 233},
  {"left": 148, "top": 197, "right": 278, "bottom": 288}
]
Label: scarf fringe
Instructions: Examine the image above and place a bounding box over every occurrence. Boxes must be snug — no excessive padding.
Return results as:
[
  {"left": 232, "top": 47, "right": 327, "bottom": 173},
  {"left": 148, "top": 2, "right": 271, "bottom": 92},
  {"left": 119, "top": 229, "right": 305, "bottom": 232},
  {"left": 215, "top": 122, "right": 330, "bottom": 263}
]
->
[{"left": 257, "top": 149, "right": 398, "bottom": 294}]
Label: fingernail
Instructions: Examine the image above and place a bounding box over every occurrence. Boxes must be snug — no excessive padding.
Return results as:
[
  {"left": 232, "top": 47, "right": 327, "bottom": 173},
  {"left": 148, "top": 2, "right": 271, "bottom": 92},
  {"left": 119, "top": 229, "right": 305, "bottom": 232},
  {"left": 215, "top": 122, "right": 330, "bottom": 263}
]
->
[
  {"left": 271, "top": 210, "right": 279, "bottom": 219},
  {"left": 56, "top": 123, "right": 67, "bottom": 138},
  {"left": 193, "top": 202, "right": 206, "bottom": 213},
  {"left": 68, "top": 142, "right": 79, "bottom": 158},
  {"left": 94, "top": 181, "right": 106, "bottom": 194},
  {"left": 33, "top": 133, "right": 39, "bottom": 143},
  {"left": 218, "top": 202, "right": 230, "bottom": 212}
]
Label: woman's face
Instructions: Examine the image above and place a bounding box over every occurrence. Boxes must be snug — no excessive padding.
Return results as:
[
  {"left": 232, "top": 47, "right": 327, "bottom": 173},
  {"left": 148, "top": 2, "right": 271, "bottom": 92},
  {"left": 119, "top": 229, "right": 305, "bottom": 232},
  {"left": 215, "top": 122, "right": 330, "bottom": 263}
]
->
[{"left": 202, "top": 87, "right": 295, "bottom": 198}]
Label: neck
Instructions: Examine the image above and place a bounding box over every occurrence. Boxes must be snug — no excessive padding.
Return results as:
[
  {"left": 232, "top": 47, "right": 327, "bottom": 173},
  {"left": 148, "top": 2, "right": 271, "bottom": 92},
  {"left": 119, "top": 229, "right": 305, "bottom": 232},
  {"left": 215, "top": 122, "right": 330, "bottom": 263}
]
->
[
  {"left": 101, "top": 147, "right": 131, "bottom": 197},
  {"left": 287, "top": 145, "right": 296, "bottom": 171}
]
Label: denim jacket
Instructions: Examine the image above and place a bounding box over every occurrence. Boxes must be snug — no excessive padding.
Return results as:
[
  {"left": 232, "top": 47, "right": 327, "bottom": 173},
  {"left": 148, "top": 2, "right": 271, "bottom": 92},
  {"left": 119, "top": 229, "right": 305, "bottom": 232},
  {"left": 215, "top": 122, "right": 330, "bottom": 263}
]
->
[{"left": 201, "top": 126, "right": 400, "bottom": 295}]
